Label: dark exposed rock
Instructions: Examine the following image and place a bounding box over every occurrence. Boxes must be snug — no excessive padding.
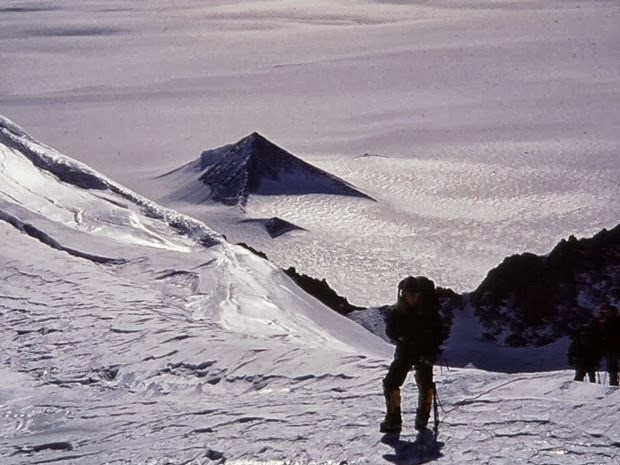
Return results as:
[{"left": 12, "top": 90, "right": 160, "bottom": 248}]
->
[
  {"left": 471, "top": 225, "right": 620, "bottom": 346},
  {"left": 159, "top": 132, "right": 374, "bottom": 207},
  {"left": 237, "top": 242, "right": 365, "bottom": 315},
  {"left": 434, "top": 286, "right": 462, "bottom": 344},
  {"left": 237, "top": 242, "right": 269, "bottom": 260},
  {"left": 239, "top": 216, "right": 307, "bottom": 238},
  {"left": 284, "top": 267, "right": 363, "bottom": 315}
]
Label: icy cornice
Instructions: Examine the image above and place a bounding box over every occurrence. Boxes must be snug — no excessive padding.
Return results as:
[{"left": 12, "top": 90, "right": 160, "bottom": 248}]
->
[{"left": 0, "top": 115, "right": 224, "bottom": 247}]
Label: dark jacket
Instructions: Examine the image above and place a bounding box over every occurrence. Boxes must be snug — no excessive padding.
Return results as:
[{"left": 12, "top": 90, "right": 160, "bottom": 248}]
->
[
  {"left": 385, "top": 293, "right": 442, "bottom": 363},
  {"left": 598, "top": 315, "right": 620, "bottom": 356},
  {"left": 568, "top": 324, "right": 602, "bottom": 369}
]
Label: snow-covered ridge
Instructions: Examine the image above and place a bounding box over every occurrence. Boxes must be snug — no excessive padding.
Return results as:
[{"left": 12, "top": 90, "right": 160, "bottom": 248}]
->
[
  {"left": 158, "top": 132, "right": 374, "bottom": 207},
  {"left": 0, "top": 115, "right": 223, "bottom": 248},
  {"left": 0, "top": 113, "right": 387, "bottom": 354},
  {"left": 0, "top": 114, "right": 402, "bottom": 462}
]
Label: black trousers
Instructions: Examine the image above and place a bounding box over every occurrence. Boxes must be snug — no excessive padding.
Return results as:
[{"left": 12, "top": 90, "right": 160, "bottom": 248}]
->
[
  {"left": 383, "top": 346, "right": 435, "bottom": 427},
  {"left": 574, "top": 367, "right": 596, "bottom": 383},
  {"left": 383, "top": 349, "right": 433, "bottom": 393},
  {"left": 604, "top": 354, "right": 619, "bottom": 386}
]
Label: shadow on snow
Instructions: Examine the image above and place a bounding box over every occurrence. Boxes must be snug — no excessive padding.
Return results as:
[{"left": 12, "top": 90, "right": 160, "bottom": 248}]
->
[{"left": 381, "top": 429, "right": 444, "bottom": 465}]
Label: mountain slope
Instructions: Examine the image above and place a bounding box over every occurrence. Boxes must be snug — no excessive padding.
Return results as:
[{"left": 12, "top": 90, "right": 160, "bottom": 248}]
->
[
  {"left": 1, "top": 116, "right": 618, "bottom": 464},
  {"left": 350, "top": 225, "right": 620, "bottom": 370},
  {"left": 0, "top": 115, "right": 386, "bottom": 353},
  {"left": 157, "top": 132, "right": 374, "bottom": 207},
  {"left": 0, "top": 115, "right": 392, "bottom": 463},
  {"left": 470, "top": 226, "right": 620, "bottom": 347},
  {"left": 0, "top": 115, "right": 224, "bottom": 249}
]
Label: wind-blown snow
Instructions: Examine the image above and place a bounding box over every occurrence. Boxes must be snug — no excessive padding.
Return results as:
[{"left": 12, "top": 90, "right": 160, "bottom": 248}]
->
[
  {"left": 2, "top": 0, "right": 620, "bottom": 462},
  {"left": 3, "top": 0, "right": 619, "bottom": 303},
  {"left": 0, "top": 115, "right": 384, "bottom": 354},
  {"left": 1, "top": 116, "right": 618, "bottom": 464},
  {"left": 0, "top": 115, "right": 223, "bottom": 249}
]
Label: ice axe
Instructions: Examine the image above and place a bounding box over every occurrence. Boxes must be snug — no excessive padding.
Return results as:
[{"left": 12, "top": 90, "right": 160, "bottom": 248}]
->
[{"left": 432, "top": 382, "right": 439, "bottom": 437}]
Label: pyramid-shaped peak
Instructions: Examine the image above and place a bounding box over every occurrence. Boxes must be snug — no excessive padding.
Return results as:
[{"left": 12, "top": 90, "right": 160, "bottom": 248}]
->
[
  {"left": 245, "top": 131, "right": 266, "bottom": 142},
  {"left": 161, "top": 135, "right": 374, "bottom": 207},
  {"left": 233, "top": 131, "right": 272, "bottom": 149},
  {"left": 232, "top": 131, "right": 287, "bottom": 160}
]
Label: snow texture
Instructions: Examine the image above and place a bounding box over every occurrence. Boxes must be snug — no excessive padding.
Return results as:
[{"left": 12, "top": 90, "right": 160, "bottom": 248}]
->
[
  {"left": 2, "top": 117, "right": 619, "bottom": 465},
  {"left": 2, "top": 0, "right": 620, "bottom": 462},
  {"left": 3, "top": 0, "right": 619, "bottom": 303},
  {"left": 0, "top": 116, "right": 224, "bottom": 249}
]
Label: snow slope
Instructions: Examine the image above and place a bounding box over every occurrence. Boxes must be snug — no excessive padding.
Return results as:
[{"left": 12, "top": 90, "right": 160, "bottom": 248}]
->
[
  {"left": 0, "top": 115, "right": 391, "bottom": 462},
  {"left": 2, "top": 117, "right": 619, "bottom": 465}
]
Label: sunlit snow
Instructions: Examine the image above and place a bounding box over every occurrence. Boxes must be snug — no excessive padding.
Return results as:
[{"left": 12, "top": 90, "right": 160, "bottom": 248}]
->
[
  {"left": 1, "top": 115, "right": 618, "bottom": 465},
  {"left": 1, "top": 0, "right": 619, "bottom": 463}
]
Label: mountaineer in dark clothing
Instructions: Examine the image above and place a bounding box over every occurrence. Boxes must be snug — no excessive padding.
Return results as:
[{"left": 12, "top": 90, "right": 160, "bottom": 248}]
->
[
  {"left": 596, "top": 304, "right": 619, "bottom": 386},
  {"left": 568, "top": 323, "right": 601, "bottom": 383},
  {"left": 380, "top": 276, "right": 443, "bottom": 433}
]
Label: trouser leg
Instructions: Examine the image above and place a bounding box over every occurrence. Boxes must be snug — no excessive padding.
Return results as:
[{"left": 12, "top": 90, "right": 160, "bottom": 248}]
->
[
  {"left": 381, "top": 357, "right": 412, "bottom": 431},
  {"left": 414, "top": 363, "right": 434, "bottom": 430},
  {"left": 574, "top": 367, "right": 585, "bottom": 381},
  {"left": 607, "top": 355, "right": 619, "bottom": 386},
  {"left": 587, "top": 370, "right": 596, "bottom": 383},
  {"left": 383, "top": 355, "right": 413, "bottom": 392}
]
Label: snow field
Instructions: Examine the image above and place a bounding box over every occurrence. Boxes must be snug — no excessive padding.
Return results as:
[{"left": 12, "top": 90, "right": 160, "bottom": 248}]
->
[{"left": 1, "top": 0, "right": 620, "bottom": 462}]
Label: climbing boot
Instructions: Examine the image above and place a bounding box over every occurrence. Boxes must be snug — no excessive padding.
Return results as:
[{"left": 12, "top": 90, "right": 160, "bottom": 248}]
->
[
  {"left": 380, "top": 389, "right": 402, "bottom": 433},
  {"left": 414, "top": 385, "right": 434, "bottom": 430}
]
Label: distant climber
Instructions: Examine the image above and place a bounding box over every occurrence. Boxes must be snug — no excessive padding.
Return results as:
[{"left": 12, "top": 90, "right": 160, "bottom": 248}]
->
[
  {"left": 595, "top": 304, "right": 619, "bottom": 386},
  {"left": 568, "top": 322, "right": 601, "bottom": 383},
  {"left": 380, "top": 276, "right": 443, "bottom": 433}
]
